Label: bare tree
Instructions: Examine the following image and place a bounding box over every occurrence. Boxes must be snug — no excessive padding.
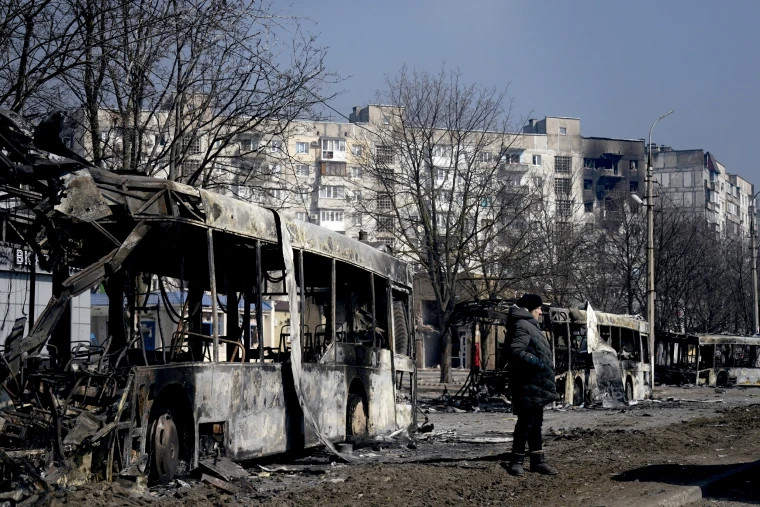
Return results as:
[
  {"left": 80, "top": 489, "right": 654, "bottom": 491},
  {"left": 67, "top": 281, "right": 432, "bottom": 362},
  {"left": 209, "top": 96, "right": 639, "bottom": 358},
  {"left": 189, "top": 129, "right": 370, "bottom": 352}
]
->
[
  {"left": 0, "top": 0, "right": 81, "bottom": 115},
  {"left": 350, "top": 67, "right": 520, "bottom": 382},
  {"left": 577, "top": 190, "right": 646, "bottom": 314},
  {"left": 1, "top": 0, "right": 336, "bottom": 192}
]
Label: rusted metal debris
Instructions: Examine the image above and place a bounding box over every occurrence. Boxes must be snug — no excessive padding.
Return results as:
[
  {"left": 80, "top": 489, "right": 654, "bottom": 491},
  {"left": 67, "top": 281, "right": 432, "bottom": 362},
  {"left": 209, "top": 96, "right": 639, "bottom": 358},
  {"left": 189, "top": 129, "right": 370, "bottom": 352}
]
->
[{"left": 0, "top": 109, "right": 417, "bottom": 499}]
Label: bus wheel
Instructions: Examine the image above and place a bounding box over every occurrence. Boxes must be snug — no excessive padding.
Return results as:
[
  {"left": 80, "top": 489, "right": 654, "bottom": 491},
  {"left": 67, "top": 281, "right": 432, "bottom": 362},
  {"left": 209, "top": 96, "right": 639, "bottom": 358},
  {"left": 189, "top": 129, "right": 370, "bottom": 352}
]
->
[
  {"left": 392, "top": 300, "right": 409, "bottom": 356},
  {"left": 346, "top": 394, "right": 368, "bottom": 437},
  {"left": 625, "top": 378, "right": 634, "bottom": 402},
  {"left": 573, "top": 378, "right": 584, "bottom": 406},
  {"left": 151, "top": 412, "right": 180, "bottom": 484}
]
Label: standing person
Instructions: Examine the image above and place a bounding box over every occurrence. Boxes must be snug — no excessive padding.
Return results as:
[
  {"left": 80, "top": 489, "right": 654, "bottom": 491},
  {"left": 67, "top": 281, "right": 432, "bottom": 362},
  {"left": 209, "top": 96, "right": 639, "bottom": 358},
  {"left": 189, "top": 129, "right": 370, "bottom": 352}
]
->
[{"left": 505, "top": 293, "right": 560, "bottom": 476}]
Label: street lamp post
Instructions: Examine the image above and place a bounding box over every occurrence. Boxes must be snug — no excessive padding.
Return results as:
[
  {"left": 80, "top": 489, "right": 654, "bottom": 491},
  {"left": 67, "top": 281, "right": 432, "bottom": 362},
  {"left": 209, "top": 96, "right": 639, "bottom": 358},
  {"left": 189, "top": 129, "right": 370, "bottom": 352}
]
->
[{"left": 647, "top": 110, "right": 673, "bottom": 397}]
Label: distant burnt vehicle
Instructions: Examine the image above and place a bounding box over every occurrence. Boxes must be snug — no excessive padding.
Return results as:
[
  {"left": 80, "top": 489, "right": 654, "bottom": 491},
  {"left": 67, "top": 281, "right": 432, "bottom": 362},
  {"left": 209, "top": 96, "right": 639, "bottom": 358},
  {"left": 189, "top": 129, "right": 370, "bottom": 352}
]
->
[
  {"left": 0, "top": 110, "right": 416, "bottom": 487},
  {"left": 448, "top": 300, "right": 651, "bottom": 407},
  {"left": 656, "top": 332, "right": 760, "bottom": 387}
]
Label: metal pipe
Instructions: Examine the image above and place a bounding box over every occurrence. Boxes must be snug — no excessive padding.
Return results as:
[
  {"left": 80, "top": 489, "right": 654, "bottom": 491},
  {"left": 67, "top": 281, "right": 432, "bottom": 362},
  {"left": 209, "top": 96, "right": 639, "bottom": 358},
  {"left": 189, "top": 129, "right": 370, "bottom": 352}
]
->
[{"left": 647, "top": 109, "right": 673, "bottom": 396}]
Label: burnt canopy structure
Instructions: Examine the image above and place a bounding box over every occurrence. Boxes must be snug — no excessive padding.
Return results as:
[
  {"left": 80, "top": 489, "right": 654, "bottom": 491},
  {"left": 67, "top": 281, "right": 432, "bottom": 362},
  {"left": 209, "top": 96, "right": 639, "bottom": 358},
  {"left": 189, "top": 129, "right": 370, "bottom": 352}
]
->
[{"left": 0, "top": 110, "right": 416, "bottom": 487}]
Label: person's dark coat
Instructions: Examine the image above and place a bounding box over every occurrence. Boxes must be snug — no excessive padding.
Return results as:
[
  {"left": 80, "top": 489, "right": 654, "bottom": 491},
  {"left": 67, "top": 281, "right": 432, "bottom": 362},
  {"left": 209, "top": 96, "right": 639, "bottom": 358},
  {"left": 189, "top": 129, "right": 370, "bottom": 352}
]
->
[{"left": 508, "top": 306, "right": 560, "bottom": 413}]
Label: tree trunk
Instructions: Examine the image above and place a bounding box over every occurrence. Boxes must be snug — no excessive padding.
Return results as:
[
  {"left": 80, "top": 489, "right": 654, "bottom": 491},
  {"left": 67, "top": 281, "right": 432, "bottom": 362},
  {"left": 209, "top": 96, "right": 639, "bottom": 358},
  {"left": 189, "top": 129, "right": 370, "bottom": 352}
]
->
[{"left": 439, "top": 325, "right": 452, "bottom": 383}]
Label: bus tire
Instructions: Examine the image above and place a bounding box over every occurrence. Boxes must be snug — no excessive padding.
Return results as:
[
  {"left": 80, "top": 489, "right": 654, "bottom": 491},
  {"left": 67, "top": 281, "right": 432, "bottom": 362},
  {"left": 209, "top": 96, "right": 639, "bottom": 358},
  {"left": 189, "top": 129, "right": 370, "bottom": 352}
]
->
[
  {"left": 625, "top": 378, "right": 634, "bottom": 402},
  {"left": 150, "top": 411, "right": 180, "bottom": 485},
  {"left": 346, "top": 394, "right": 368, "bottom": 437},
  {"left": 573, "top": 377, "right": 584, "bottom": 406},
  {"left": 392, "top": 300, "right": 409, "bottom": 356}
]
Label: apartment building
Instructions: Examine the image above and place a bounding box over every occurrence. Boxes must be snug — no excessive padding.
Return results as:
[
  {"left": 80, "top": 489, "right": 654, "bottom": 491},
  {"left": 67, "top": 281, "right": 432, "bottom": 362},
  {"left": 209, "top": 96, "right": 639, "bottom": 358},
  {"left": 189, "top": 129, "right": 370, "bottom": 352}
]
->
[
  {"left": 521, "top": 116, "right": 646, "bottom": 222},
  {"left": 652, "top": 148, "right": 754, "bottom": 235}
]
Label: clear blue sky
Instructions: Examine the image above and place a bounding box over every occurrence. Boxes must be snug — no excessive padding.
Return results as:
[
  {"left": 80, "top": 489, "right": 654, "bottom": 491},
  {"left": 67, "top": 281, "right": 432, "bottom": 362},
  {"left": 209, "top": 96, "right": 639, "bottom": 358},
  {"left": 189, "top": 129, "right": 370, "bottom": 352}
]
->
[{"left": 287, "top": 0, "right": 760, "bottom": 187}]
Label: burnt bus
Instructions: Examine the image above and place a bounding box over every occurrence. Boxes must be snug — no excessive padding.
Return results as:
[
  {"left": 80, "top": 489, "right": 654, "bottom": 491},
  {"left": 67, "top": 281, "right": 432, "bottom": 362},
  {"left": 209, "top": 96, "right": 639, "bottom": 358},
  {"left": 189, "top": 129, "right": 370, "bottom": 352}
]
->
[
  {"left": 656, "top": 332, "right": 760, "bottom": 387},
  {"left": 544, "top": 307, "right": 652, "bottom": 405},
  {"left": 0, "top": 110, "right": 415, "bottom": 484}
]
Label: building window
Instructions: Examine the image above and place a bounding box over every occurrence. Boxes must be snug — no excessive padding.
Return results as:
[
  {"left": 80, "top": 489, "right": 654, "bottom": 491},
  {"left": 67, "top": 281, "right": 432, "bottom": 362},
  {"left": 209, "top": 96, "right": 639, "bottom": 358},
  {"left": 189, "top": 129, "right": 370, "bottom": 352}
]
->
[
  {"left": 435, "top": 167, "right": 447, "bottom": 182},
  {"left": 295, "top": 212, "right": 308, "bottom": 222},
  {"left": 557, "top": 199, "right": 572, "bottom": 218},
  {"left": 267, "top": 188, "right": 283, "bottom": 200},
  {"left": 532, "top": 154, "right": 542, "bottom": 166},
  {"left": 320, "top": 209, "right": 344, "bottom": 224},
  {"left": 630, "top": 181, "right": 639, "bottom": 192},
  {"left": 238, "top": 136, "right": 258, "bottom": 152},
  {"left": 433, "top": 145, "right": 452, "bottom": 158},
  {"left": 377, "top": 193, "right": 392, "bottom": 211},
  {"left": 182, "top": 136, "right": 201, "bottom": 155},
  {"left": 378, "top": 237, "right": 394, "bottom": 247},
  {"left": 351, "top": 166, "right": 363, "bottom": 179},
  {"left": 270, "top": 140, "right": 282, "bottom": 152},
  {"left": 554, "top": 156, "right": 572, "bottom": 173},
  {"left": 479, "top": 151, "right": 494, "bottom": 163},
  {"left": 532, "top": 176, "right": 544, "bottom": 189},
  {"left": 554, "top": 177, "right": 571, "bottom": 195},
  {"left": 353, "top": 212, "right": 363, "bottom": 226},
  {"left": 296, "top": 142, "right": 309, "bottom": 154},
  {"left": 352, "top": 145, "right": 363, "bottom": 156},
  {"left": 377, "top": 216, "right": 394, "bottom": 233},
  {"left": 296, "top": 164, "right": 310, "bottom": 176},
  {"left": 376, "top": 145, "right": 394, "bottom": 164},
  {"left": 630, "top": 160, "right": 638, "bottom": 170},
  {"left": 321, "top": 139, "right": 345, "bottom": 159},
  {"left": 584, "top": 202, "right": 593, "bottom": 213},
  {"left": 503, "top": 152, "right": 521, "bottom": 165},
  {"left": 583, "top": 179, "right": 593, "bottom": 190},
  {"left": 319, "top": 185, "right": 345, "bottom": 198},
  {"left": 321, "top": 162, "right": 346, "bottom": 176},
  {"left": 559, "top": 127, "right": 567, "bottom": 136}
]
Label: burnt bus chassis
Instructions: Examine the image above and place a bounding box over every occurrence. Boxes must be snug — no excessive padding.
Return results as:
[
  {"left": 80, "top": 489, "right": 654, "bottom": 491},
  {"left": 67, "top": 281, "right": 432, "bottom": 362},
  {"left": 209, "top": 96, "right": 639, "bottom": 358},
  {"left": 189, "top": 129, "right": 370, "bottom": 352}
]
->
[{"left": 0, "top": 110, "right": 416, "bottom": 483}]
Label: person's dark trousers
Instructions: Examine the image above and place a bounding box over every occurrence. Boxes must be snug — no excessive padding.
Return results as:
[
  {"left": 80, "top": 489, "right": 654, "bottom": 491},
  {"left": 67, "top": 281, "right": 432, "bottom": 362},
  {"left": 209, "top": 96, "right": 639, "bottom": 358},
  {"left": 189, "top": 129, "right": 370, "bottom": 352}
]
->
[{"left": 512, "top": 407, "right": 544, "bottom": 454}]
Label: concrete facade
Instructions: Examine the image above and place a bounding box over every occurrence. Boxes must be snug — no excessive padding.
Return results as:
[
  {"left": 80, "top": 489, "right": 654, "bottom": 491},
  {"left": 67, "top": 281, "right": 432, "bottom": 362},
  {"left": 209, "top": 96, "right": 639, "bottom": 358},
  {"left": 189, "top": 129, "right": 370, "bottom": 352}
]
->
[{"left": 653, "top": 148, "right": 753, "bottom": 235}]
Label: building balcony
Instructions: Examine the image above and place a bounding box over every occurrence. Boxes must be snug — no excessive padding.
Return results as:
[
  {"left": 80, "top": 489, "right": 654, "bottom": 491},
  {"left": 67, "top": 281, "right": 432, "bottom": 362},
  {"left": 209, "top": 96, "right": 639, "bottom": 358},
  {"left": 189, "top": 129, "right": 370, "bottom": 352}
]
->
[{"left": 320, "top": 150, "right": 347, "bottom": 163}]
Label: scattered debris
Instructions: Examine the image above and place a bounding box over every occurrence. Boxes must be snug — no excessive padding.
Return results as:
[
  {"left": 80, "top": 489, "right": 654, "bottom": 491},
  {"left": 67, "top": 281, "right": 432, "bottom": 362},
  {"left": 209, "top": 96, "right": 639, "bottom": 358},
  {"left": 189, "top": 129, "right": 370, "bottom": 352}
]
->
[{"left": 201, "top": 473, "right": 239, "bottom": 494}]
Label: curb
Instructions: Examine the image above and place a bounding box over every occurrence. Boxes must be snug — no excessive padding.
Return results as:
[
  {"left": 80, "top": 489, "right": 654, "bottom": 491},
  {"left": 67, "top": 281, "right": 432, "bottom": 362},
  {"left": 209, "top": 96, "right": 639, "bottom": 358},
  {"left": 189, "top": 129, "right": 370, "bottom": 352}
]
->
[{"left": 636, "top": 459, "right": 760, "bottom": 507}]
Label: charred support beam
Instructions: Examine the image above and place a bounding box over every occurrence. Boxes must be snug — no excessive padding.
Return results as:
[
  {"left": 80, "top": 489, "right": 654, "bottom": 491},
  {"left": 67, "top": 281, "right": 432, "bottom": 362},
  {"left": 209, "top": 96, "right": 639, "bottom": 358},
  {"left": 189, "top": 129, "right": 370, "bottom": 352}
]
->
[
  {"left": 370, "top": 273, "right": 376, "bottom": 348},
  {"left": 28, "top": 253, "right": 35, "bottom": 330},
  {"left": 331, "top": 259, "right": 336, "bottom": 362},
  {"left": 225, "top": 260, "right": 241, "bottom": 361},
  {"left": 49, "top": 261, "right": 71, "bottom": 368},
  {"left": 298, "top": 250, "right": 305, "bottom": 352},
  {"left": 255, "top": 240, "right": 264, "bottom": 362},
  {"left": 207, "top": 229, "right": 219, "bottom": 363},
  {"left": 186, "top": 282, "right": 204, "bottom": 361}
]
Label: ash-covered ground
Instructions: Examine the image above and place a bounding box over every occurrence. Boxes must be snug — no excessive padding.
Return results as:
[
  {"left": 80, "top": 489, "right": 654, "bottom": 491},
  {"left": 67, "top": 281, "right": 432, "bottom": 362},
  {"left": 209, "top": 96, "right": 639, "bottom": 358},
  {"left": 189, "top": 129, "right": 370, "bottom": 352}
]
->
[{"left": 43, "top": 385, "right": 760, "bottom": 506}]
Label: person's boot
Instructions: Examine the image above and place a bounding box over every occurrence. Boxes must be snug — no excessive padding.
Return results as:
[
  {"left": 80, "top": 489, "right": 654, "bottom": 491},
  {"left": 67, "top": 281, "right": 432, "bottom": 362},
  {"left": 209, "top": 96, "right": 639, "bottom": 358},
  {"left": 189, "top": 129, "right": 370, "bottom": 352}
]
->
[
  {"left": 529, "top": 451, "right": 558, "bottom": 475},
  {"left": 505, "top": 452, "right": 525, "bottom": 476}
]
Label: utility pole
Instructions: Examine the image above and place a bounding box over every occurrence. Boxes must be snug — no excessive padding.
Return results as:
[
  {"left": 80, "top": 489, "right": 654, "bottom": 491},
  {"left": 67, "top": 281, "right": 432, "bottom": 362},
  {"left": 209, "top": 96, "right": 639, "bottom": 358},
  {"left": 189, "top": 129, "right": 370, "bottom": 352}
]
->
[
  {"left": 752, "top": 196, "right": 759, "bottom": 334},
  {"left": 647, "top": 110, "right": 673, "bottom": 397}
]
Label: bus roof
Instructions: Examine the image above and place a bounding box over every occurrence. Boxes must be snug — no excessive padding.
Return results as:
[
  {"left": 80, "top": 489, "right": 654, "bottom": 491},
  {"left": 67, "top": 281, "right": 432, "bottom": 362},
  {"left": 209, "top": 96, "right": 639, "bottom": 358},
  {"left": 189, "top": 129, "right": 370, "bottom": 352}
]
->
[
  {"left": 660, "top": 332, "right": 760, "bottom": 346},
  {"left": 77, "top": 167, "right": 411, "bottom": 288},
  {"left": 549, "top": 307, "right": 648, "bottom": 333}
]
